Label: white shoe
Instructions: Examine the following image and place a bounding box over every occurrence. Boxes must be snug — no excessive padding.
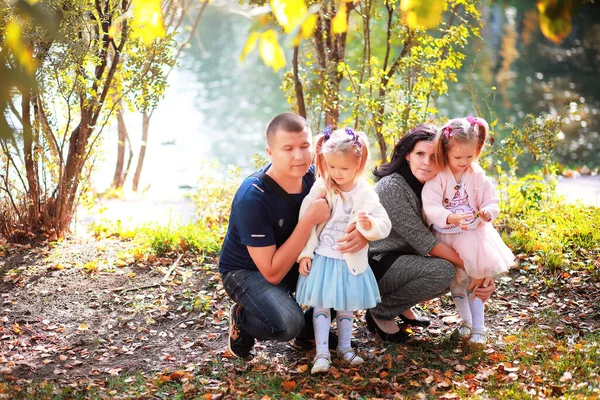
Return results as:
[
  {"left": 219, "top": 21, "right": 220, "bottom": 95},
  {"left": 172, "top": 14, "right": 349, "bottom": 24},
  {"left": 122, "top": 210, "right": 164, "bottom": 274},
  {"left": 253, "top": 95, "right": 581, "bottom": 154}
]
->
[
  {"left": 338, "top": 347, "right": 364, "bottom": 366},
  {"left": 468, "top": 328, "right": 488, "bottom": 346},
  {"left": 457, "top": 322, "right": 472, "bottom": 339},
  {"left": 311, "top": 353, "right": 331, "bottom": 374}
]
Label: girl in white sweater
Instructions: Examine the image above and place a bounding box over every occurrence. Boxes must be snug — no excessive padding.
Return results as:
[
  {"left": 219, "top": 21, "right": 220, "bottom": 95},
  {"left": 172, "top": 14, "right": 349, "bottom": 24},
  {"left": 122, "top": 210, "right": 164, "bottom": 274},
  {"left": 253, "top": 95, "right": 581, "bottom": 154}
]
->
[{"left": 296, "top": 127, "right": 391, "bottom": 374}]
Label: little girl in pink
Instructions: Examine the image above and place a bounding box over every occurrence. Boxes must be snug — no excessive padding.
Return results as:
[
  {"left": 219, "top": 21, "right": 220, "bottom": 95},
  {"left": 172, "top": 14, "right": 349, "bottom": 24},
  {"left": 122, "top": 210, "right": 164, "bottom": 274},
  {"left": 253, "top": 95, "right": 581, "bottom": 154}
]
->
[{"left": 422, "top": 116, "right": 514, "bottom": 345}]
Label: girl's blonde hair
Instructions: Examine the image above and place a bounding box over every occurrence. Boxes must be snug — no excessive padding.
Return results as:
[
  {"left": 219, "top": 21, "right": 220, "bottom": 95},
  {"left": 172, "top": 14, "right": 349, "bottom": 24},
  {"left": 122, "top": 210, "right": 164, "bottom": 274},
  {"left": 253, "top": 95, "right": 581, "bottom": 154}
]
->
[
  {"left": 314, "top": 127, "right": 369, "bottom": 195},
  {"left": 435, "top": 116, "right": 489, "bottom": 169}
]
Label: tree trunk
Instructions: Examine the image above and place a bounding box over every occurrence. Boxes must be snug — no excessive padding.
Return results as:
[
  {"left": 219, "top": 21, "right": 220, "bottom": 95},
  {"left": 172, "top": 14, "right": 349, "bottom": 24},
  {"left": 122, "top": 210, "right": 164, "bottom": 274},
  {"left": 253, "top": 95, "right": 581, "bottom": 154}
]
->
[
  {"left": 292, "top": 46, "right": 306, "bottom": 118},
  {"left": 111, "top": 107, "right": 128, "bottom": 189},
  {"left": 314, "top": 3, "right": 351, "bottom": 128},
  {"left": 132, "top": 111, "right": 149, "bottom": 192},
  {"left": 21, "top": 90, "right": 41, "bottom": 228}
]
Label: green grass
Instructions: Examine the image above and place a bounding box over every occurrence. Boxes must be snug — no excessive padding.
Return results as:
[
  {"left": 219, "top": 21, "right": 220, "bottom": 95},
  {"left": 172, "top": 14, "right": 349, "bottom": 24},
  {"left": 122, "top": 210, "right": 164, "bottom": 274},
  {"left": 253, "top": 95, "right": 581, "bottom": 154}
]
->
[{"left": 499, "top": 174, "right": 600, "bottom": 272}]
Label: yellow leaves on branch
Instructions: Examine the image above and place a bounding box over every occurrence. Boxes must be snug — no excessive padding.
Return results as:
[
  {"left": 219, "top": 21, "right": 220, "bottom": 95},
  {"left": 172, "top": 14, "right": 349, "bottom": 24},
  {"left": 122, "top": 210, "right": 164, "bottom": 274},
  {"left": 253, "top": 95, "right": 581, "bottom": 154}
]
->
[
  {"left": 240, "top": 32, "right": 261, "bottom": 61},
  {"left": 260, "top": 30, "right": 287, "bottom": 72},
  {"left": 270, "top": 0, "right": 317, "bottom": 44},
  {"left": 5, "top": 22, "right": 38, "bottom": 74},
  {"left": 241, "top": 0, "right": 319, "bottom": 72},
  {"left": 332, "top": 3, "right": 348, "bottom": 34},
  {"left": 130, "top": 0, "right": 166, "bottom": 45},
  {"left": 537, "top": 0, "right": 572, "bottom": 44},
  {"left": 400, "top": 0, "right": 447, "bottom": 30},
  {"left": 271, "top": 0, "right": 304, "bottom": 34}
]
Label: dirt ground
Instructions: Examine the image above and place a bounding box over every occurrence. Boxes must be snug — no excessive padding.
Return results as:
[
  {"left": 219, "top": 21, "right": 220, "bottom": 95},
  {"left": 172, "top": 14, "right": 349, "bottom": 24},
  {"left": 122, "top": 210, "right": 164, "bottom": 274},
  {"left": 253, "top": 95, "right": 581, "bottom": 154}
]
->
[
  {"left": 0, "top": 238, "right": 231, "bottom": 383},
  {"left": 1, "top": 238, "right": 599, "bottom": 385}
]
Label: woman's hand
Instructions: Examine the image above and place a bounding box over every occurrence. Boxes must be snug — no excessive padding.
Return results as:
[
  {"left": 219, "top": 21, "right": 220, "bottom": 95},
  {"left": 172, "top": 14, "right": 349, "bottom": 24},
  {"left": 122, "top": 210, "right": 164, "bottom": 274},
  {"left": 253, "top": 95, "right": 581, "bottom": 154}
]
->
[
  {"left": 468, "top": 277, "right": 495, "bottom": 301},
  {"left": 357, "top": 212, "right": 372, "bottom": 231},
  {"left": 299, "top": 257, "right": 312, "bottom": 276},
  {"left": 337, "top": 223, "right": 368, "bottom": 254}
]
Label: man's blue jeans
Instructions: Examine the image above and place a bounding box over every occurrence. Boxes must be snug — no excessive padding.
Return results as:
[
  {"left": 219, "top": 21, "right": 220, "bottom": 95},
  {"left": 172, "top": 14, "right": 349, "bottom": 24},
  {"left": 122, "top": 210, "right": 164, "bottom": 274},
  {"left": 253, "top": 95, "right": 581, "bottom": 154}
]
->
[{"left": 221, "top": 269, "right": 305, "bottom": 342}]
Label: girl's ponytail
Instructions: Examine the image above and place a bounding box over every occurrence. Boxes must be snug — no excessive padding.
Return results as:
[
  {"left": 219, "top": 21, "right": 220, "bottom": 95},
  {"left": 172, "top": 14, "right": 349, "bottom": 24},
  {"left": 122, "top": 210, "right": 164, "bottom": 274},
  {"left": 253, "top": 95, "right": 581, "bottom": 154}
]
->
[
  {"left": 314, "top": 134, "right": 327, "bottom": 181},
  {"left": 356, "top": 131, "right": 370, "bottom": 176},
  {"left": 466, "top": 116, "right": 489, "bottom": 156}
]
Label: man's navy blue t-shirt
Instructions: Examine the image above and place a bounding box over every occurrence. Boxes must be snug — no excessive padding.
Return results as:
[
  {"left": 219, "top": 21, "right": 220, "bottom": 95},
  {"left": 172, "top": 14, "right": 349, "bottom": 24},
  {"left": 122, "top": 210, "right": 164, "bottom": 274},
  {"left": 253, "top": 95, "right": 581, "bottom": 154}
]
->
[{"left": 218, "top": 164, "right": 316, "bottom": 277}]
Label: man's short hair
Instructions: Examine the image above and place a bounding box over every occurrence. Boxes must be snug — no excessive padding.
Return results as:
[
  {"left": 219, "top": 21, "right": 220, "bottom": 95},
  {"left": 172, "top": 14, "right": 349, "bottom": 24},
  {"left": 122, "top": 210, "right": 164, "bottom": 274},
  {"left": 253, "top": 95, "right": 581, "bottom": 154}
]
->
[{"left": 266, "top": 112, "right": 309, "bottom": 145}]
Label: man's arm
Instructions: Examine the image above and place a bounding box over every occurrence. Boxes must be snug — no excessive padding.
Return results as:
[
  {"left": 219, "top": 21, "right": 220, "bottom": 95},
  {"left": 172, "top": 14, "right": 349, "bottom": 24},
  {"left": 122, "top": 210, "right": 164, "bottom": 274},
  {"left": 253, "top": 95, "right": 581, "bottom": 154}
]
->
[{"left": 248, "top": 198, "right": 329, "bottom": 284}]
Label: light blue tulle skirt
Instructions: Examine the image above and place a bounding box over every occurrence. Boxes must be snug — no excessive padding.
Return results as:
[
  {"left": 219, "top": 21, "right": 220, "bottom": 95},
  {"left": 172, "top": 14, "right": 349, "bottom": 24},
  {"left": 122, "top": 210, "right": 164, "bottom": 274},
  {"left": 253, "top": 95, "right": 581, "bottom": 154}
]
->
[{"left": 296, "top": 254, "right": 381, "bottom": 311}]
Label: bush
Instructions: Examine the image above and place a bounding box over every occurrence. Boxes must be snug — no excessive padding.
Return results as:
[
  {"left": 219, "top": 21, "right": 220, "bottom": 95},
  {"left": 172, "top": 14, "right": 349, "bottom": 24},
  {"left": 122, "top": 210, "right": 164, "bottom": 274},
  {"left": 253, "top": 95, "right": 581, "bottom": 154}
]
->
[
  {"left": 500, "top": 174, "right": 600, "bottom": 272},
  {"left": 188, "top": 160, "right": 241, "bottom": 241}
]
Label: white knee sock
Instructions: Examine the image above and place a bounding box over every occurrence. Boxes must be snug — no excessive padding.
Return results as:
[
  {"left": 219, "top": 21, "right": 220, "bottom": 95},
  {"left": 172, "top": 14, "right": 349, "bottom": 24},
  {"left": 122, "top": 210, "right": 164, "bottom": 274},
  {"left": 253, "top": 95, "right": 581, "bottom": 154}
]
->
[
  {"left": 313, "top": 308, "right": 331, "bottom": 355},
  {"left": 336, "top": 310, "right": 354, "bottom": 350},
  {"left": 468, "top": 295, "right": 485, "bottom": 331},
  {"left": 451, "top": 282, "right": 472, "bottom": 326}
]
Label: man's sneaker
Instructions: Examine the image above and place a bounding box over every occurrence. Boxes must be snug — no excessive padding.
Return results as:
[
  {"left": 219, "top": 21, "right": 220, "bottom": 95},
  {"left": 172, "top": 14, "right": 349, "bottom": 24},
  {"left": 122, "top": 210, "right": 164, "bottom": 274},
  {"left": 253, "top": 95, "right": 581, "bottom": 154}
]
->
[{"left": 228, "top": 304, "right": 255, "bottom": 358}]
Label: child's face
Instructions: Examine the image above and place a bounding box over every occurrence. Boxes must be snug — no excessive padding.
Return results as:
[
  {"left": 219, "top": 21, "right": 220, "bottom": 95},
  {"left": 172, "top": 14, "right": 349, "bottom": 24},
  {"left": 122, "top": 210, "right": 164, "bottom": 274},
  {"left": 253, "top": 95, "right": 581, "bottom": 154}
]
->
[
  {"left": 406, "top": 140, "right": 437, "bottom": 184},
  {"left": 446, "top": 142, "right": 477, "bottom": 174},
  {"left": 324, "top": 152, "right": 360, "bottom": 192}
]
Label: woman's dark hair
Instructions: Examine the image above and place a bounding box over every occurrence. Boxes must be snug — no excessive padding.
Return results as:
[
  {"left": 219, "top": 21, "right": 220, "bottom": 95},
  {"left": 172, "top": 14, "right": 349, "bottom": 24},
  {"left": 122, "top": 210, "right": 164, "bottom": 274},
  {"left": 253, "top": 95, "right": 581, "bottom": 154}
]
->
[{"left": 373, "top": 123, "right": 438, "bottom": 181}]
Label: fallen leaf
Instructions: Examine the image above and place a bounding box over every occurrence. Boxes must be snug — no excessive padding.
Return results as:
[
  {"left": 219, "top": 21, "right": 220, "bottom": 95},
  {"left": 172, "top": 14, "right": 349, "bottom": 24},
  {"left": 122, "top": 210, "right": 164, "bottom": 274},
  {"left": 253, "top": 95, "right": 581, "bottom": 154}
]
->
[
  {"left": 559, "top": 371, "right": 573, "bottom": 382},
  {"left": 296, "top": 364, "right": 308, "bottom": 373}
]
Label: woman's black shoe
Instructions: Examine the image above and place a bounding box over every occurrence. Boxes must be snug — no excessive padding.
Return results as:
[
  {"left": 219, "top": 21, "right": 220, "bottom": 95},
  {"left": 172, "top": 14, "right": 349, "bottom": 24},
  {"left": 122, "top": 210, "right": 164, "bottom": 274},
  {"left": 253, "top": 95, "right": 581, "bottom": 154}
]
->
[
  {"left": 399, "top": 312, "right": 431, "bottom": 327},
  {"left": 365, "top": 310, "right": 409, "bottom": 343}
]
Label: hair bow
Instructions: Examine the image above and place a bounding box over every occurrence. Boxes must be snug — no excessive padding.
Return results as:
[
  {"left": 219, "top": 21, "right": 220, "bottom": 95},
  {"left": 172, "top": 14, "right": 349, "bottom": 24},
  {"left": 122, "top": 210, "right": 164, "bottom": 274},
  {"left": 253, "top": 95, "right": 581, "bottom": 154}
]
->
[
  {"left": 323, "top": 125, "right": 332, "bottom": 141},
  {"left": 344, "top": 127, "right": 362, "bottom": 148},
  {"left": 466, "top": 115, "right": 485, "bottom": 128},
  {"left": 444, "top": 125, "right": 455, "bottom": 140}
]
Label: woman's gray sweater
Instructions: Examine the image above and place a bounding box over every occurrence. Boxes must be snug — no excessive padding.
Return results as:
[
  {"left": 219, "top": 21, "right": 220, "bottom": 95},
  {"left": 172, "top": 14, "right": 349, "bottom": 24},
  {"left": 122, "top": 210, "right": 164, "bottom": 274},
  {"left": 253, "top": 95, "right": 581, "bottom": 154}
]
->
[{"left": 369, "top": 173, "right": 438, "bottom": 260}]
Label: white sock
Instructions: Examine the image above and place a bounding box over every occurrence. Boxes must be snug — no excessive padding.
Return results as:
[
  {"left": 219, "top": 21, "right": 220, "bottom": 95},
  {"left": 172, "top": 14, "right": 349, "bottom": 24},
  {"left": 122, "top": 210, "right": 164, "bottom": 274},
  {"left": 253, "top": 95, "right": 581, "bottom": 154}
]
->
[
  {"left": 451, "top": 282, "right": 472, "bottom": 327},
  {"left": 468, "top": 295, "right": 485, "bottom": 332},
  {"left": 313, "top": 308, "right": 331, "bottom": 355},
  {"left": 336, "top": 310, "right": 354, "bottom": 350}
]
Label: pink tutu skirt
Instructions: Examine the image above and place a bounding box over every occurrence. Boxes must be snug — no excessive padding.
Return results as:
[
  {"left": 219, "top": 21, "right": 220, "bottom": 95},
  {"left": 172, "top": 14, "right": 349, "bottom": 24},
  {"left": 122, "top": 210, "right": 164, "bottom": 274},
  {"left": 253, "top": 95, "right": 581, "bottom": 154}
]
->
[{"left": 434, "top": 222, "right": 515, "bottom": 280}]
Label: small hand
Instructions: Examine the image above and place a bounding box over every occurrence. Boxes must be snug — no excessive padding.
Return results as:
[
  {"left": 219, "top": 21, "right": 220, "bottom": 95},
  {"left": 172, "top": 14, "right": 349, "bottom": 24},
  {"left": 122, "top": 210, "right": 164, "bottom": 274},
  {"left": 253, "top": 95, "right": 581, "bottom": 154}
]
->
[
  {"left": 337, "top": 223, "right": 369, "bottom": 254},
  {"left": 447, "top": 213, "right": 470, "bottom": 230},
  {"left": 479, "top": 208, "right": 492, "bottom": 222},
  {"left": 299, "top": 257, "right": 312, "bottom": 276},
  {"left": 357, "top": 212, "right": 371, "bottom": 230}
]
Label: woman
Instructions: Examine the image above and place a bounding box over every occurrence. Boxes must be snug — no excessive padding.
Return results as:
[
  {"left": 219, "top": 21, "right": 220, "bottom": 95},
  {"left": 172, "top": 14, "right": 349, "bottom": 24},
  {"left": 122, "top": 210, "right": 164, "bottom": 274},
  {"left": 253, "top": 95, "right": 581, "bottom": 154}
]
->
[{"left": 366, "top": 124, "right": 495, "bottom": 342}]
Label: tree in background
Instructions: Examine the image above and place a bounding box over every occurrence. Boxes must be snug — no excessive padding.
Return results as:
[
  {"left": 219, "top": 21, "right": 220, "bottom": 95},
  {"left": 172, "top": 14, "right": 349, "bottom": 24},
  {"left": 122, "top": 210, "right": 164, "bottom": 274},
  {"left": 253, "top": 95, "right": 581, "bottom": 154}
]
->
[
  {"left": 111, "top": 0, "right": 208, "bottom": 192},
  {"left": 241, "top": 0, "right": 480, "bottom": 162},
  {"left": 241, "top": 0, "right": 590, "bottom": 163},
  {"left": 0, "top": 0, "right": 170, "bottom": 239}
]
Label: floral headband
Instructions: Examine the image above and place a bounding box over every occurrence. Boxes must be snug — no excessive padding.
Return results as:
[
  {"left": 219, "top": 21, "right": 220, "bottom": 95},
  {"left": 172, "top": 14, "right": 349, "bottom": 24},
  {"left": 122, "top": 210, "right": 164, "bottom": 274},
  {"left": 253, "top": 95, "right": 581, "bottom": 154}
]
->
[
  {"left": 444, "top": 116, "right": 485, "bottom": 140},
  {"left": 322, "top": 126, "right": 362, "bottom": 148}
]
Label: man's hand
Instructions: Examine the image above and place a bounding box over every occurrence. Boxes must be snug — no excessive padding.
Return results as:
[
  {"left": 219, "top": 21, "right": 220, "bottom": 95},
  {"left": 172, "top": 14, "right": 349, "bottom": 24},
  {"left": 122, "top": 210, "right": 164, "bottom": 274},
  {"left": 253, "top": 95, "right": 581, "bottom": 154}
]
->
[
  {"left": 337, "top": 223, "right": 368, "bottom": 254},
  {"left": 469, "top": 277, "right": 495, "bottom": 301},
  {"left": 299, "top": 257, "right": 312, "bottom": 276},
  {"left": 304, "top": 198, "right": 330, "bottom": 226}
]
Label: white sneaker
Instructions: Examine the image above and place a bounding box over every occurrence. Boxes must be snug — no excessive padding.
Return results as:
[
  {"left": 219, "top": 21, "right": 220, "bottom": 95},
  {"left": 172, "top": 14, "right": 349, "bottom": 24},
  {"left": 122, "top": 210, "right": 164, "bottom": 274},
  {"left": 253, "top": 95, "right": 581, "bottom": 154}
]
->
[
  {"left": 468, "top": 328, "right": 488, "bottom": 346},
  {"left": 457, "top": 322, "right": 472, "bottom": 339},
  {"left": 311, "top": 353, "right": 331, "bottom": 374},
  {"left": 338, "top": 347, "right": 364, "bottom": 366}
]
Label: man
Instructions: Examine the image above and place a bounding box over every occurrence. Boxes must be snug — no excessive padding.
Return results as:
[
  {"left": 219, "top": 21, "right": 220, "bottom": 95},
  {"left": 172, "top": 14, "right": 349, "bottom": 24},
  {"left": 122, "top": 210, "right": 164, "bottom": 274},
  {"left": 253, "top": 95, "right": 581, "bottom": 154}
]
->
[{"left": 219, "top": 112, "right": 367, "bottom": 357}]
